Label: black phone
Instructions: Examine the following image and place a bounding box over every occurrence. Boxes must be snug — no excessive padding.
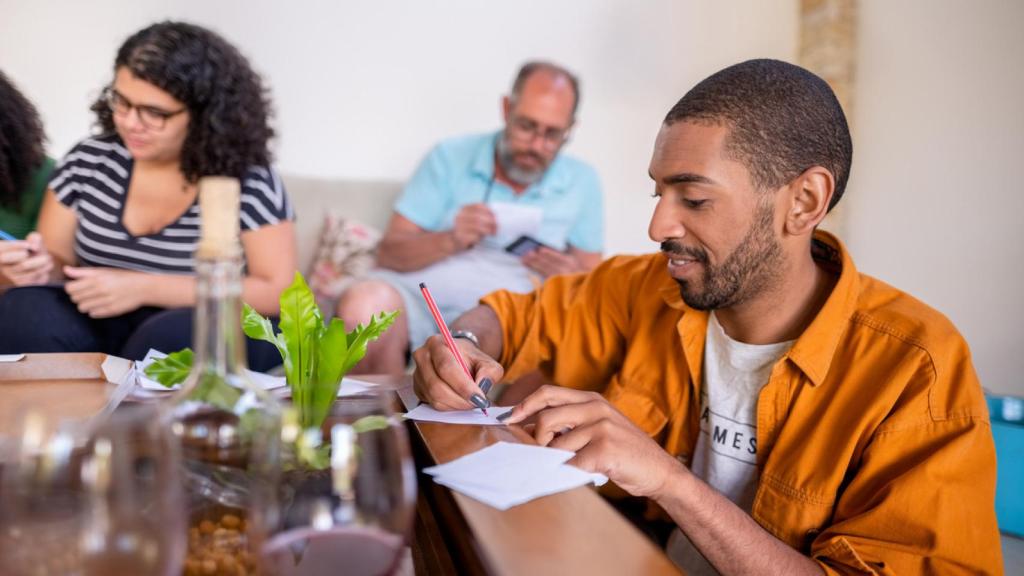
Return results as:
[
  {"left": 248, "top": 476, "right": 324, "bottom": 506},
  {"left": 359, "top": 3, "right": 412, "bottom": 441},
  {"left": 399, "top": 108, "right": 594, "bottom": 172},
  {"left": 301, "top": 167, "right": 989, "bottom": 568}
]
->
[{"left": 505, "top": 235, "right": 551, "bottom": 256}]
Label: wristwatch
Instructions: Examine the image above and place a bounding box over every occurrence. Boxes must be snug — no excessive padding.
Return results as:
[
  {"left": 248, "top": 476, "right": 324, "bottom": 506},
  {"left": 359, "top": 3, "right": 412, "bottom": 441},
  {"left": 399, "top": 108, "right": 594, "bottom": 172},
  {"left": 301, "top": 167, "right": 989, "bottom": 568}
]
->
[{"left": 451, "top": 329, "right": 481, "bottom": 349}]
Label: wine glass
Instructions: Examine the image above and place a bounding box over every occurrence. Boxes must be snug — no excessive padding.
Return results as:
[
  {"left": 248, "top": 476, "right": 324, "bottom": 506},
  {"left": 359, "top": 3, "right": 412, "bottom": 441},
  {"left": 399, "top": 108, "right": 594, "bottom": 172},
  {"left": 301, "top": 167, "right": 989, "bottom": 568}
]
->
[
  {"left": 262, "top": 392, "right": 417, "bottom": 576},
  {"left": 0, "top": 404, "right": 186, "bottom": 575}
]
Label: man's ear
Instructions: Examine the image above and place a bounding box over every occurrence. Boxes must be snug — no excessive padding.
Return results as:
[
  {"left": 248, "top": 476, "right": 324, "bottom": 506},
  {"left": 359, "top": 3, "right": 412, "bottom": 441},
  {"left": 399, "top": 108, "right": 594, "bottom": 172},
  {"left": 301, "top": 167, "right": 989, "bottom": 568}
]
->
[
  {"left": 784, "top": 166, "right": 835, "bottom": 236},
  {"left": 502, "top": 96, "right": 511, "bottom": 122}
]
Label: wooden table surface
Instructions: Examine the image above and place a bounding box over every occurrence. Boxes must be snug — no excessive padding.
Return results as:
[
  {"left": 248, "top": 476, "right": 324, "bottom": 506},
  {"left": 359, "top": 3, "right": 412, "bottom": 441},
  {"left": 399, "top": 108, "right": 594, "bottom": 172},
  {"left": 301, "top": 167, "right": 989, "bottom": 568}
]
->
[
  {"left": 0, "top": 353, "right": 680, "bottom": 575},
  {"left": 395, "top": 386, "right": 681, "bottom": 576},
  {"left": 0, "top": 353, "right": 112, "bottom": 437}
]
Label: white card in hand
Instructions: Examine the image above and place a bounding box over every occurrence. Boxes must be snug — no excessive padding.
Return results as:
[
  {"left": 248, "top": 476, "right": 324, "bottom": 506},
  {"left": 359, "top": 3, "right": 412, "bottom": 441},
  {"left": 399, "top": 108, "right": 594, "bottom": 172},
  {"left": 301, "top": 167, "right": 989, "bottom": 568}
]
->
[
  {"left": 488, "top": 201, "right": 543, "bottom": 244},
  {"left": 0, "top": 354, "right": 25, "bottom": 362},
  {"left": 405, "top": 403, "right": 513, "bottom": 425}
]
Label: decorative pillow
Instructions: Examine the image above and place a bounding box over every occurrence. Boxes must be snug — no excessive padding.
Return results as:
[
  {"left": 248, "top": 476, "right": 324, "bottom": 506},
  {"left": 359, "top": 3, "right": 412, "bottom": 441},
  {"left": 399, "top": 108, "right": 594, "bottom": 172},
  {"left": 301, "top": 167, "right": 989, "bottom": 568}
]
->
[{"left": 307, "top": 212, "right": 381, "bottom": 316}]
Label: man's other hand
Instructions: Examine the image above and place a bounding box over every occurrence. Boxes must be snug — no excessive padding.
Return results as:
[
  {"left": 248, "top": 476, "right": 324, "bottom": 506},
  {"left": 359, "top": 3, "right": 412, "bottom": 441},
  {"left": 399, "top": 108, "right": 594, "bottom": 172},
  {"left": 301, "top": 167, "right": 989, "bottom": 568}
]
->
[
  {"left": 503, "top": 385, "right": 683, "bottom": 498},
  {"left": 451, "top": 203, "right": 497, "bottom": 250}
]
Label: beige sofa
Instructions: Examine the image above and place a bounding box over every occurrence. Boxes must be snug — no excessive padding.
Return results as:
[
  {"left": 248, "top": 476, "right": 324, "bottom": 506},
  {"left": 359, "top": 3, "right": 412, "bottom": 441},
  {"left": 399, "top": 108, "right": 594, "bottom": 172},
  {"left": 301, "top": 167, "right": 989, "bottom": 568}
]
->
[{"left": 282, "top": 175, "right": 403, "bottom": 274}]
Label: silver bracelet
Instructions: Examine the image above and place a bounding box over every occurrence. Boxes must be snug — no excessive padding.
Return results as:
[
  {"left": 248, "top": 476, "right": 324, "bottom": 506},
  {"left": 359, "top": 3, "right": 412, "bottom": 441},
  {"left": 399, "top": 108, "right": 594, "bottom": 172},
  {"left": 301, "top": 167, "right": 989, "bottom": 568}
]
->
[{"left": 450, "top": 329, "right": 480, "bottom": 349}]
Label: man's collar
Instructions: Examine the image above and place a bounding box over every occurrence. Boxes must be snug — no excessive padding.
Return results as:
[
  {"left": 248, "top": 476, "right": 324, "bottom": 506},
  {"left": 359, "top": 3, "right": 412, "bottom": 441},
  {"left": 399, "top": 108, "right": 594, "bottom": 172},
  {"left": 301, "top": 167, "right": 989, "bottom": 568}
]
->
[
  {"left": 470, "top": 132, "right": 499, "bottom": 180},
  {"left": 659, "top": 230, "right": 860, "bottom": 387},
  {"left": 784, "top": 230, "right": 861, "bottom": 387}
]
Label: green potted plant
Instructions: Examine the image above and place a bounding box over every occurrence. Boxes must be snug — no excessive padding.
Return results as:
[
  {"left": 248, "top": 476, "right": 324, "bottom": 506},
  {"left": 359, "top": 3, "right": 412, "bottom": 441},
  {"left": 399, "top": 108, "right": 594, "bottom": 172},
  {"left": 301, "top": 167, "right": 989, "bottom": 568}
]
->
[
  {"left": 146, "top": 271, "right": 399, "bottom": 466},
  {"left": 148, "top": 273, "right": 414, "bottom": 570}
]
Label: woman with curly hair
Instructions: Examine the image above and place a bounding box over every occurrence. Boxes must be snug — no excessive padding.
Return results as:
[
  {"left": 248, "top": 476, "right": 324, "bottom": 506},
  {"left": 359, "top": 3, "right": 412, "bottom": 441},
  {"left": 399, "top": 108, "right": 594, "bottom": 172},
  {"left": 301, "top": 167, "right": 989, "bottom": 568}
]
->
[
  {"left": 0, "top": 21, "right": 296, "bottom": 369},
  {"left": 0, "top": 71, "right": 54, "bottom": 245}
]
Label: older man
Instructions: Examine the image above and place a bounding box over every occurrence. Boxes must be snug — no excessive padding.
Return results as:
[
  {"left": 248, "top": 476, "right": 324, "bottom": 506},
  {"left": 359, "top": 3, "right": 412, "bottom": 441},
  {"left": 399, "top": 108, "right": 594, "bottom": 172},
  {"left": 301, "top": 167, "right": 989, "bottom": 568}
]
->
[
  {"left": 338, "top": 61, "right": 603, "bottom": 374},
  {"left": 413, "top": 60, "right": 1001, "bottom": 574}
]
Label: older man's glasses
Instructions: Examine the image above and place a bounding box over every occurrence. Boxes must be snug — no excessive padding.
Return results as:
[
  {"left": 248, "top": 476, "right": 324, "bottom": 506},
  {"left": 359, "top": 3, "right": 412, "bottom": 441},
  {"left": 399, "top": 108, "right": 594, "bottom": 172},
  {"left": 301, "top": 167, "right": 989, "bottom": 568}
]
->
[
  {"left": 104, "top": 88, "right": 187, "bottom": 130},
  {"left": 507, "top": 116, "right": 571, "bottom": 149}
]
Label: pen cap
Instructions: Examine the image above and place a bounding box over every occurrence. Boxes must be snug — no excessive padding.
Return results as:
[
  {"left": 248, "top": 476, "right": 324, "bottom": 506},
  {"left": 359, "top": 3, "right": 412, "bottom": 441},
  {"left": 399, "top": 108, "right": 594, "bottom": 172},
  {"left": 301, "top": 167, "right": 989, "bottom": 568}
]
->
[{"left": 196, "top": 176, "right": 242, "bottom": 260}]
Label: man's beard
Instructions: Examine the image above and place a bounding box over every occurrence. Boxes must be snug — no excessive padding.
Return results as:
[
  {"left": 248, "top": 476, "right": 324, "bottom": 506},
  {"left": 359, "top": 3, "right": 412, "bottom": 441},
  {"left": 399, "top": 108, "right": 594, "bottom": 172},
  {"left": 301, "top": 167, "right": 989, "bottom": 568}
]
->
[
  {"left": 662, "top": 199, "right": 784, "bottom": 310},
  {"left": 496, "top": 134, "right": 549, "bottom": 186}
]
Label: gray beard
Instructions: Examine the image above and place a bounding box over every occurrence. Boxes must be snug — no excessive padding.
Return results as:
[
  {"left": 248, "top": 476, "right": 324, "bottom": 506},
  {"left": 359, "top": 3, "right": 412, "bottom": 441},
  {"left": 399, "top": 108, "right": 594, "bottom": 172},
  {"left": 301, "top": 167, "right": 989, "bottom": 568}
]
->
[{"left": 495, "top": 136, "right": 546, "bottom": 186}]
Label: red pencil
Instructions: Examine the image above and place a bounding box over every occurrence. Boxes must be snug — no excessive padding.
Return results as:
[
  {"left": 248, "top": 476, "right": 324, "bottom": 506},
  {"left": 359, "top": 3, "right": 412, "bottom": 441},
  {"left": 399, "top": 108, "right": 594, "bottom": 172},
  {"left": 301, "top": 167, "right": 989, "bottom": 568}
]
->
[{"left": 419, "top": 282, "right": 488, "bottom": 415}]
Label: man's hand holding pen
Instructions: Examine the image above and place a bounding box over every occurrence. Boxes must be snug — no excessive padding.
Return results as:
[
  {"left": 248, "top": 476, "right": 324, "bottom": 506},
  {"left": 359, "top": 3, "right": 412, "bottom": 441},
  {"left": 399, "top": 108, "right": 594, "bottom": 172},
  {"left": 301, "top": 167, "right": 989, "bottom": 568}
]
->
[{"left": 413, "top": 333, "right": 504, "bottom": 412}]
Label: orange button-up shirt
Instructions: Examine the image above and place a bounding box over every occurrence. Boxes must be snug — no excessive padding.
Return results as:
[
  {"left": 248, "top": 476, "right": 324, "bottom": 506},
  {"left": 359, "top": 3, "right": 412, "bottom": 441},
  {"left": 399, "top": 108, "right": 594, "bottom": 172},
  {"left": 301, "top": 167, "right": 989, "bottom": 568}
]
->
[{"left": 481, "top": 231, "right": 1002, "bottom": 574}]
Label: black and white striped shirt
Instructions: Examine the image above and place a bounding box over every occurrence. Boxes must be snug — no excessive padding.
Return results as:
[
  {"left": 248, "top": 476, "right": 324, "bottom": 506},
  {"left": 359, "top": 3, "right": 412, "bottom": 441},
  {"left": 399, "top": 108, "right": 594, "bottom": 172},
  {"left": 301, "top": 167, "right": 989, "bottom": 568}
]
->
[{"left": 50, "top": 135, "right": 294, "bottom": 273}]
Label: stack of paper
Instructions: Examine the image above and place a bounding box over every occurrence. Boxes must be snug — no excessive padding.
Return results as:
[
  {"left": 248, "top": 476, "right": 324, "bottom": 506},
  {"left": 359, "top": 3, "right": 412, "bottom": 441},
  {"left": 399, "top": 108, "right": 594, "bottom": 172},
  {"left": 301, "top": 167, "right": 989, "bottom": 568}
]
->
[{"left": 423, "top": 441, "right": 608, "bottom": 510}]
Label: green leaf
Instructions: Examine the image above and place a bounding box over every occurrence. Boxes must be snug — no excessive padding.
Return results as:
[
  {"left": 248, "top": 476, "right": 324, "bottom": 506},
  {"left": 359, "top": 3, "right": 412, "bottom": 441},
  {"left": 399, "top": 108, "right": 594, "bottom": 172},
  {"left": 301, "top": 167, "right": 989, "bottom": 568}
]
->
[
  {"left": 278, "top": 272, "right": 324, "bottom": 427},
  {"left": 141, "top": 349, "right": 237, "bottom": 411},
  {"left": 143, "top": 348, "right": 194, "bottom": 388},
  {"left": 242, "top": 303, "right": 288, "bottom": 363},
  {"left": 310, "top": 318, "right": 350, "bottom": 427},
  {"left": 192, "top": 372, "right": 243, "bottom": 412},
  {"left": 341, "top": 311, "right": 399, "bottom": 375},
  {"left": 352, "top": 415, "right": 391, "bottom": 434}
]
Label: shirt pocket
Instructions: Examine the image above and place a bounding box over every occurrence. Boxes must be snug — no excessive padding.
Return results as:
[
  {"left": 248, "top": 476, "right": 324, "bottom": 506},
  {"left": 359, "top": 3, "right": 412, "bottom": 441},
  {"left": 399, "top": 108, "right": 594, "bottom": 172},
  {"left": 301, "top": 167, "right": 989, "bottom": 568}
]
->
[
  {"left": 604, "top": 376, "right": 669, "bottom": 439},
  {"left": 752, "top": 474, "right": 835, "bottom": 553}
]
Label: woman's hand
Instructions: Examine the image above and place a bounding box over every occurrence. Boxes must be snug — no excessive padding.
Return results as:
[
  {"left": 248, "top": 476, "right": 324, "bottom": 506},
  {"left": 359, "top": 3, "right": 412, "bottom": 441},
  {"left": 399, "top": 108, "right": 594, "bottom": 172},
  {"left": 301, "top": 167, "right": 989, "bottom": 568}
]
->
[
  {"left": 63, "top": 266, "right": 147, "bottom": 318},
  {"left": 0, "top": 232, "right": 54, "bottom": 286}
]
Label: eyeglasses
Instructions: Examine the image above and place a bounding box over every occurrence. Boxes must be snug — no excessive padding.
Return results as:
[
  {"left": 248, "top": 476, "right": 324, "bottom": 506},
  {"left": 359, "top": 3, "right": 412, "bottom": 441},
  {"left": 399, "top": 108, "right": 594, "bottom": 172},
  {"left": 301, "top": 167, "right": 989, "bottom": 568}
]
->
[
  {"left": 506, "top": 115, "right": 572, "bottom": 150},
  {"left": 104, "top": 88, "right": 187, "bottom": 130}
]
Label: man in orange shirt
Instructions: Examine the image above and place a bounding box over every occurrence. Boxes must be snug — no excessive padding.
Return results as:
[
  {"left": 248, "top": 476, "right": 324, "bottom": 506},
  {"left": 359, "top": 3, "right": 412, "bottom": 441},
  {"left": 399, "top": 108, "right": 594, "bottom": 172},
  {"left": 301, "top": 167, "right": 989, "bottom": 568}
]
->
[{"left": 412, "top": 59, "right": 1002, "bottom": 574}]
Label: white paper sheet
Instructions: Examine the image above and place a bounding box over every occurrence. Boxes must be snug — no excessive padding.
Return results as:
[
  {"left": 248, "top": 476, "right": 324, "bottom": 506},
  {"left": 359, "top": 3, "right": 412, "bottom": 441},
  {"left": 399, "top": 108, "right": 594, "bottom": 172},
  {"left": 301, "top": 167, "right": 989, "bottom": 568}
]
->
[
  {"left": 405, "top": 404, "right": 513, "bottom": 425},
  {"left": 336, "top": 377, "right": 378, "bottom": 397},
  {"left": 423, "top": 441, "right": 607, "bottom": 510},
  {"left": 488, "top": 201, "right": 543, "bottom": 246},
  {"left": 0, "top": 353, "right": 25, "bottom": 362}
]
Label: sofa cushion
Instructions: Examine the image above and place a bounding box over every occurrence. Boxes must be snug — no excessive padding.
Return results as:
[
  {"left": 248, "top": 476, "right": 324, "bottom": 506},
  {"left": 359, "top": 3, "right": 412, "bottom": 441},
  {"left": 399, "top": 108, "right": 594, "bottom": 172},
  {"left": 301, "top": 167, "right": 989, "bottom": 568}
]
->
[
  {"left": 282, "top": 174, "right": 403, "bottom": 273},
  {"left": 307, "top": 214, "right": 381, "bottom": 315}
]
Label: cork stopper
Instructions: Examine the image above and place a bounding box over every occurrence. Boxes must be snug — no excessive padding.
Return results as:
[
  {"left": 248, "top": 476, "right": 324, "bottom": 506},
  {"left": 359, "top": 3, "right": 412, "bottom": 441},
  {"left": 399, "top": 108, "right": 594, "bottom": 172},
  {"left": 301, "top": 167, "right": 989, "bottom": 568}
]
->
[{"left": 196, "top": 176, "right": 242, "bottom": 259}]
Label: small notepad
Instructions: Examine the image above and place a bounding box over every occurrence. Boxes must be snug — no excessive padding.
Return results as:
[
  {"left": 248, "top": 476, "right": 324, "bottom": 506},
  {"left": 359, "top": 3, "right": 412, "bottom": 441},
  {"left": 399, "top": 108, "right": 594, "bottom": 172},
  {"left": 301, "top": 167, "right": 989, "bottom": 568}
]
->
[{"left": 405, "top": 403, "right": 513, "bottom": 425}]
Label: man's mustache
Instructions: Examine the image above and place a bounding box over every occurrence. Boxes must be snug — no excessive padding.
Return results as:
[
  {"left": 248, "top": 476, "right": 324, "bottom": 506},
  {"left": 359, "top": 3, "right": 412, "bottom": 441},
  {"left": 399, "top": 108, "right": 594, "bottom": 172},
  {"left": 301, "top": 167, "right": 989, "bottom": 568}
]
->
[
  {"left": 515, "top": 151, "right": 546, "bottom": 164},
  {"left": 660, "top": 240, "right": 706, "bottom": 262}
]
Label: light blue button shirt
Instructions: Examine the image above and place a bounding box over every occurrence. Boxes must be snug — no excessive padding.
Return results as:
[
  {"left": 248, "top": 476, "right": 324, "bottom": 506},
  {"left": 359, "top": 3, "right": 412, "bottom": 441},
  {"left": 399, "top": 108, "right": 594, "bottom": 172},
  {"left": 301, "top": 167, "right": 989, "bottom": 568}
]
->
[{"left": 394, "top": 131, "right": 604, "bottom": 252}]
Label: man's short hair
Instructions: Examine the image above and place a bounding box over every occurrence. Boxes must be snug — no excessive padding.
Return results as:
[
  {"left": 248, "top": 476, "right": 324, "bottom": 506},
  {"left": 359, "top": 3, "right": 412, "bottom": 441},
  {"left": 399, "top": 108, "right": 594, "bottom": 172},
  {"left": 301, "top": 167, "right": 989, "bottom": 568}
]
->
[
  {"left": 510, "top": 61, "right": 581, "bottom": 118},
  {"left": 664, "top": 59, "right": 853, "bottom": 211}
]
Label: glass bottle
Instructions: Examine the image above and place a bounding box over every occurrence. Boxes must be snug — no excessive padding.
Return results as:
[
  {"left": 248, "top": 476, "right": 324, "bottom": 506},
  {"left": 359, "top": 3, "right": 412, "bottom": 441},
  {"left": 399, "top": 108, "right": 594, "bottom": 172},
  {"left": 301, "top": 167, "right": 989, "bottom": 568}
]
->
[{"left": 167, "top": 176, "right": 282, "bottom": 576}]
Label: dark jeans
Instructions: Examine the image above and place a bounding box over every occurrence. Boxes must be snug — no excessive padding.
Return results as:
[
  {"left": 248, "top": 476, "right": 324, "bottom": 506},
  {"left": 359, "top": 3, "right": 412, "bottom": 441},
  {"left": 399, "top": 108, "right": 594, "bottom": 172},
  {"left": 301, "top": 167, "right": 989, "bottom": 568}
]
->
[{"left": 0, "top": 286, "right": 283, "bottom": 372}]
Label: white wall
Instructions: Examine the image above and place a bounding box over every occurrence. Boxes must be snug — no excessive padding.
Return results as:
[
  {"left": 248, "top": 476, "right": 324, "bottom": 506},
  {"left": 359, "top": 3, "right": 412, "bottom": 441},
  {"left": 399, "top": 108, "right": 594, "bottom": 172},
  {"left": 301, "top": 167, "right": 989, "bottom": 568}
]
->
[
  {"left": 0, "top": 0, "right": 797, "bottom": 256},
  {"left": 9, "top": 1, "right": 1017, "bottom": 397},
  {"left": 847, "top": 0, "right": 1024, "bottom": 396}
]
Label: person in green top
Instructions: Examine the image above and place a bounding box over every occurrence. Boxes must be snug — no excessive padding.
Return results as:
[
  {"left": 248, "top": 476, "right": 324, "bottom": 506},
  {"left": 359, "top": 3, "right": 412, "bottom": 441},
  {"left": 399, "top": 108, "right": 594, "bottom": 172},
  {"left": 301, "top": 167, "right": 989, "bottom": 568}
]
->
[
  {"left": 0, "top": 70, "right": 53, "bottom": 239},
  {"left": 0, "top": 70, "right": 54, "bottom": 284}
]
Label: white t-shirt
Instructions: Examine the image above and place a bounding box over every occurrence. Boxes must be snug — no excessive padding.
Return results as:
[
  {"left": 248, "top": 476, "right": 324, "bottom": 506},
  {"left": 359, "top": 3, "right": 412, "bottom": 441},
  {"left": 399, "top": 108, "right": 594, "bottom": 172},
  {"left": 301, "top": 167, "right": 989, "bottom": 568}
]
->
[{"left": 667, "top": 312, "right": 794, "bottom": 575}]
